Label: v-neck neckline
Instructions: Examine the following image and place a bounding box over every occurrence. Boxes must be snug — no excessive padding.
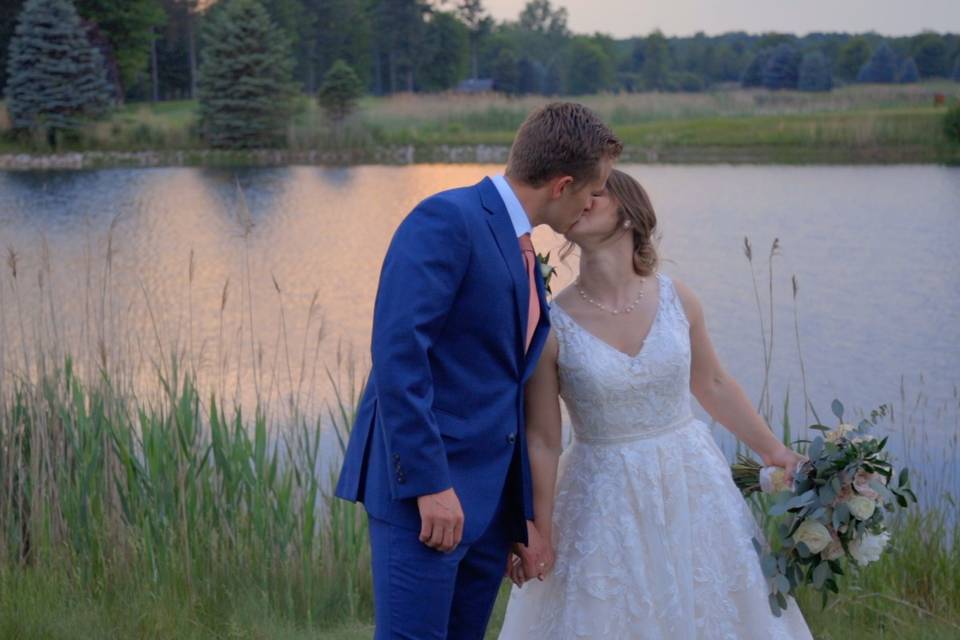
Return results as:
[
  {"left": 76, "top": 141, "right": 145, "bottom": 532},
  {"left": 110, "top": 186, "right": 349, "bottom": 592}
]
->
[{"left": 553, "top": 273, "right": 664, "bottom": 360}]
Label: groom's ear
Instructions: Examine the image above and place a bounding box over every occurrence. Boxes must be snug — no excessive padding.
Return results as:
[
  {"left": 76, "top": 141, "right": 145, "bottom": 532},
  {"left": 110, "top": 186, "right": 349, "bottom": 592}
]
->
[{"left": 550, "top": 175, "right": 575, "bottom": 199}]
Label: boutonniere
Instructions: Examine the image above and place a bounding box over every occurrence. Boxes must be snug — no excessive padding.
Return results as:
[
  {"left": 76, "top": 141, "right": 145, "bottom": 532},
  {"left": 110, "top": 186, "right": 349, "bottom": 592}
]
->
[{"left": 537, "top": 252, "right": 557, "bottom": 295}]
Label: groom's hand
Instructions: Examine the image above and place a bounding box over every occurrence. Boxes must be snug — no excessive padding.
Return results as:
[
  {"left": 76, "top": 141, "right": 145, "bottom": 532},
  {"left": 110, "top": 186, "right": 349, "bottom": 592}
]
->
[{"left": 416, "top": 487, "right": 464, "bottom": 553}]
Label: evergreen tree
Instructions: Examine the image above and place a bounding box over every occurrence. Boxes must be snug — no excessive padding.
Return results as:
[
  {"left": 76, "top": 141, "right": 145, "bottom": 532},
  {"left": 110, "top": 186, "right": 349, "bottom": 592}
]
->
[
  {"left": 909, "top": 32, "right": 948, "bottom": 78},
  {"left": 836, "top": 36, "right": 870, "bottom": 81},
  {"left": 898, "top": 57, "right": 919, "bottom": 83},
  {"left": 4, "top": 0, "right": 113, "bottom": 142},
  {"left": 0, "top": 0, "right": 26, "bottom": 97},
  {"left": 197, "top": 0, "right": 297, "bottom": 149},
  {"left": 317, "top": 59, "right": 363, "bottom": 123},
  {"left": 797, "top": 50, "right": 832, "bottom": 91},
  {"left": 953, "top": 55, "right": 960, "bottom": 82},
  {"left": 857, "top": 43, "right": 897, "bottom": 83},
  {"left": 762, "top": 43, "right": 800, "bottom": 90},
  {"left": 741, "top": 48, "right": 770, "bottom": 87}
]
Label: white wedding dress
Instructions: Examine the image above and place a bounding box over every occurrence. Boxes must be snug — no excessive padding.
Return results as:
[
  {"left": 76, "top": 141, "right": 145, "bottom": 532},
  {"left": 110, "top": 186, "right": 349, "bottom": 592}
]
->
[{"left": 498, "top": 272, "right": 813, "bottom": 639}]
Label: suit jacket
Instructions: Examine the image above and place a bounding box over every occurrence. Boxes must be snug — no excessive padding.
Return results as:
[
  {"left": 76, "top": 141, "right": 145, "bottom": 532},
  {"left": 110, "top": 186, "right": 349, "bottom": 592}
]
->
[{"left": 334, "top": 176, "right": 550, "bottom": 545}]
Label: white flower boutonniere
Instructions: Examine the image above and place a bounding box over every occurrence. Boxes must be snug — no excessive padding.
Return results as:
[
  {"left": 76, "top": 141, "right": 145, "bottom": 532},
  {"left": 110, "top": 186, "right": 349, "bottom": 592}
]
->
[{"left": 537, "top": 252, "right": 557, "bottom": 295}]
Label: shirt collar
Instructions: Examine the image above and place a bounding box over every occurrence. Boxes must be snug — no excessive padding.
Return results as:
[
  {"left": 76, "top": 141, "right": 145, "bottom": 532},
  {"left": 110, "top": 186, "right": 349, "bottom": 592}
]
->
[{"left": 491, "top": 174, "right": 533, "bottom": 238}]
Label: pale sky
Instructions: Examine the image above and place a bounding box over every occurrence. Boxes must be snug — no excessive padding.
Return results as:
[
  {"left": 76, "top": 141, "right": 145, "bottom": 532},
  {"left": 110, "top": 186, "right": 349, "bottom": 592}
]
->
[{"left": 484, "top": 0, "right": 960, "bottom": 39}]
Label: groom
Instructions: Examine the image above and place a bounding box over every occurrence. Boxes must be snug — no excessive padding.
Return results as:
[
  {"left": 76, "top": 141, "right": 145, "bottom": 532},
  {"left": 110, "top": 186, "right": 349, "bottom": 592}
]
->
[{"left": 335, "top": 102, "right": 622, "bottom": 639}]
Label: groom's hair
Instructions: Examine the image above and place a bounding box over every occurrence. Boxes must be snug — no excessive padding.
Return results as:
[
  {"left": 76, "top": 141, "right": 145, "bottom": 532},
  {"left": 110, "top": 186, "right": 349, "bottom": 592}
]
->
[{"left": 506, "top": 102, "right": 622, "bottom": 189}]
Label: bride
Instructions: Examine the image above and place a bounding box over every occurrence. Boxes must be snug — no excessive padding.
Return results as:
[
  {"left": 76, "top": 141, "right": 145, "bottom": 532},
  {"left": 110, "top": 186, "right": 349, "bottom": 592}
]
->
[{"left": 498, "top": 169, "right": 814, "bottom": 639}]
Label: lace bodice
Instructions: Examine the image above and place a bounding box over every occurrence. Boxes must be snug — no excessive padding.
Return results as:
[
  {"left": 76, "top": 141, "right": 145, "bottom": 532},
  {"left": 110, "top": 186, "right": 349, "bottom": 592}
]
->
[{"left": 551, "top": 272, "right": 694, "bottom": 443}]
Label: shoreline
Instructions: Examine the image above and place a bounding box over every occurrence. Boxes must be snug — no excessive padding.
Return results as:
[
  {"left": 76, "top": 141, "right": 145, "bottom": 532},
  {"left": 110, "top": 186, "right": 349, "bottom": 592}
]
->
[{"left": 0, "top": 143, "right": 957, "bottom": 170}]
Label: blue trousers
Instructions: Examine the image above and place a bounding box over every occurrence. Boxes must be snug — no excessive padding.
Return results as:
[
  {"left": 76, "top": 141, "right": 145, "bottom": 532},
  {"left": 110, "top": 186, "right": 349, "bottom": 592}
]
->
[{"left": 368, "top": 488, "right": 511, "bottom": 639}]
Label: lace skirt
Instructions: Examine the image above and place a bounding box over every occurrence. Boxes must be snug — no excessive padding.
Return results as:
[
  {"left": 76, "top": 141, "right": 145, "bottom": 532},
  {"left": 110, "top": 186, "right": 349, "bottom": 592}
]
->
[{"left": 497, "top": 418, "right": 813, "bottom": 640}]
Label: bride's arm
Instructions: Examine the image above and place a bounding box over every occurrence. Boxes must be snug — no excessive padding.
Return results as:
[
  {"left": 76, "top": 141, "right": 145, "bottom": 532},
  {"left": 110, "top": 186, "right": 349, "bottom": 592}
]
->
[
  {"left": 673, "top": 278, "right": 805, "bottom": 478},
  {"left": 524, "top": 330, "right": 563, "bottom": 561}
]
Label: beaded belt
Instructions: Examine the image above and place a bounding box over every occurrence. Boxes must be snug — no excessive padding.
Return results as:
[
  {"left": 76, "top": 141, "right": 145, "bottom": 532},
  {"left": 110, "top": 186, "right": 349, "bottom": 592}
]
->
[{"left": 574, "top": 414, "right": 696, "bottom": 445}]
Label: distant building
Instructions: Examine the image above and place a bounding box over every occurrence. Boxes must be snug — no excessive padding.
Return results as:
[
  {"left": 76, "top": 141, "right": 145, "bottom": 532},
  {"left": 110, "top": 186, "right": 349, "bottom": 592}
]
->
[{"left": 455, "top": 78, "right": 495, "bottom": 93}]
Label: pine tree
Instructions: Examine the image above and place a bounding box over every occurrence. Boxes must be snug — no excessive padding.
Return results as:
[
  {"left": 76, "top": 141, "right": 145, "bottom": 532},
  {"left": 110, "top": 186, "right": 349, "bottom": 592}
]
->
[
  {"left": 4, "top": 0, "right": 113, "bottom": 143},
  {"left": 857, "top": 43, "right": 897, "bottom": 83},
  {"left": 317, "top": 59, "right": 363, "bottom": 123},
  {"left": 898, "top": 57, "right": 920, "bottom": 83},
  {"left": 798, "top": 51, "right": 832, "bottom": 92},
  {"left": 953, "top": 56, "right": 960, "bottom": 82},
  {"left": 762, "top": 43, "right": 800, "bottom": 90},
  {"left": 197, "top": 0, "right": 297, "bottom": 149}
]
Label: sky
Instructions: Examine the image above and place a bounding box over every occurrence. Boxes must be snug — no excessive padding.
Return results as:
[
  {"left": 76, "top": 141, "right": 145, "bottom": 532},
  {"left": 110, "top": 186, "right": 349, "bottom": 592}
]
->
[{"left": 482, "top": 0, "right": 960, "bottom": 39}]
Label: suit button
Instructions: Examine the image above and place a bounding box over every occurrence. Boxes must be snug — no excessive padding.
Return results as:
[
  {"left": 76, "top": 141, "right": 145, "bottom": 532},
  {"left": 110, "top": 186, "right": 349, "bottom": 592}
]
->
[
  {"left": 397, "top": 476, "right": 405, "bottom": 484},
  {"left": 507, "top": 433, "right": 517, "bottom": 444},
  {"left": 393, "top": 453, "right": 400, "bottom": 461}
]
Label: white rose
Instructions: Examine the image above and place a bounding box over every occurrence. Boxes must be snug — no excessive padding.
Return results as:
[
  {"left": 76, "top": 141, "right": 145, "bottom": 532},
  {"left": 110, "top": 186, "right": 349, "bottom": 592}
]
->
[
  {"left": 851, "top": 434, "right": 877, "bottom": 444},
  {"left": 825, "top": 423, "right": 856, "bottom": 443},
  {"left": 759, "top": 466, "right": 792, "bottom": 494},
  {"left": 847, "top": 495, "right": 877, "bottom": 521},
  {"left": 849, "top": 531, "right": 890, "bottom": 566},
  {"left": 794, "top": 520, "right": 833, "bottom": 554}
]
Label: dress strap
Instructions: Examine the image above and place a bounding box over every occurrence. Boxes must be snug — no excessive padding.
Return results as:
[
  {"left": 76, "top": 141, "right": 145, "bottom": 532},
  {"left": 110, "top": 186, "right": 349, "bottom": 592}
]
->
[{"left": 656, "top": 272, "right": 691, "bottom": 328}]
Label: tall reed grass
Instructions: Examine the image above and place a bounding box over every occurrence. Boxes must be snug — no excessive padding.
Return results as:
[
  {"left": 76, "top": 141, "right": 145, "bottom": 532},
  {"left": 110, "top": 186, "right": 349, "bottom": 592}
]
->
[{"left": 0, "top": 189, "right": 956, "bottom": 638}]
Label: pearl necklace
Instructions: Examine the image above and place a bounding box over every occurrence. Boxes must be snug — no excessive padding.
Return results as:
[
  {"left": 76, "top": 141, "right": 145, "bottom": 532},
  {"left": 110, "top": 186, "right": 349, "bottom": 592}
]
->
[{"left": 575, "top": 277, "right": 646, "bottom": 315}]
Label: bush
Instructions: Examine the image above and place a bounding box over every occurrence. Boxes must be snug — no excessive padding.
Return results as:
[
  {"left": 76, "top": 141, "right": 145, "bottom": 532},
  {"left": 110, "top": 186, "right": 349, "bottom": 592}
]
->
[{"left": 944, "top": 105, "right": 960, "bottom": 144}]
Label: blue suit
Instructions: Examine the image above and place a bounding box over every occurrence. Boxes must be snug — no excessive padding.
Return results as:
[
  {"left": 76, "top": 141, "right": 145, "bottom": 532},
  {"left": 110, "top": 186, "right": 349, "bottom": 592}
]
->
[{"left": 334, "top": 176, "right": 550, "bottom": 638}]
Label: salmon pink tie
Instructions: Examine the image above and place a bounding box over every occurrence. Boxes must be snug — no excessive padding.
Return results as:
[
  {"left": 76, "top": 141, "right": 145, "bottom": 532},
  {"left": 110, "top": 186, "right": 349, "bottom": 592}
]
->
[{"left": 518, "top": 233, "right": 540, "bottom": 353}]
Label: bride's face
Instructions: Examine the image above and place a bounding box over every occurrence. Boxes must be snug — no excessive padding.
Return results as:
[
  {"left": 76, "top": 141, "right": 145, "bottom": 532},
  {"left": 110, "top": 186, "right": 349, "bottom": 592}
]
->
[{"left": 564, "top": 187, "right": 623, "bottom": 247}]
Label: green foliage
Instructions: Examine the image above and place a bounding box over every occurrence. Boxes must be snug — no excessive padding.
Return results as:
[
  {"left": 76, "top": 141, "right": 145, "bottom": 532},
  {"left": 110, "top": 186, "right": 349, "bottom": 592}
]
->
[
  {"left": 763, "top": 44, "right": 801, "bottom": 90},
  {"left": 741, "top": 49, "right": 770, "bottom": 88},
  {"left": 944, "top": 104, "right": 960, "bottom": 144},
  {"left": 909, "top": 31, "right": 950, "bottom": 78},
  {"left": 4, "top": 0, "right": 114, "bottom": 143},
  {"left": 798, "top": 51, "right": 832, "bottom": 92},
  {"left": 567, "top": 37, "right": 614, "bottom": 95},
  {"left": 197, "top": 0, "right": 297, "bottom": 148},
  {"left": 75, "top": 0, "right": 166, "bottom": 94},
  {"left": 836, "top": 37, "right": 870, "bottom": 82},
  {"left": 641, "top": 29, "right": 670, "bottom": 90},
  {"left": 317, "top": 60, "right": 363, "bottom": 123},
  {"left": 417, "top": 11, "right": 469, "bottom": 91},
  {"left": 0, "top": 0, "right": 25, "bottom": 97}
]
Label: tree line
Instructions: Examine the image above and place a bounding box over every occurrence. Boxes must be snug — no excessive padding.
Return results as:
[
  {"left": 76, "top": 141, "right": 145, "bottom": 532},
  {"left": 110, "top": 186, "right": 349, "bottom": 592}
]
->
[{"left": 2, "top": 0, "right": 959, "bottom": 103}]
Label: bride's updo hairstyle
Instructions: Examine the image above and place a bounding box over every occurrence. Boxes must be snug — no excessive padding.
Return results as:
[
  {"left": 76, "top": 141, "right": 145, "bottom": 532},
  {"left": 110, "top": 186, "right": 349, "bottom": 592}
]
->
[
  {"left": 607, "top": 168, "right": 659, "bottom": 277},
  {"left": 561, "top": 169, "right": 660, "bottom": 277}
]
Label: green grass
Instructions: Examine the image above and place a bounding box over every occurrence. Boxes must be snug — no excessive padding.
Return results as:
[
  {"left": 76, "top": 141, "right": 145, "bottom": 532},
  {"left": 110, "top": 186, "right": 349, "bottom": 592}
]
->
[{"left": 2, "top": 83, "right": 959, "bottom": 164}]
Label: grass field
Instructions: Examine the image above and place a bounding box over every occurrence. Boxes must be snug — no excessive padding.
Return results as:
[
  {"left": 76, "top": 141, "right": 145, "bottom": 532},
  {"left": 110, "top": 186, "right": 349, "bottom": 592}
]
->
[{"left": 1, "top": 82, "right": 959, "bottom": 165}]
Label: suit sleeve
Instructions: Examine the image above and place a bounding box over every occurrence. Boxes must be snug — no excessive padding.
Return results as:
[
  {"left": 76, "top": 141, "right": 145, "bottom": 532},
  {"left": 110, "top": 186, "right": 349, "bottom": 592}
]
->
[{"left": 371, "top": 196, "right": 471, "bottom": 500}]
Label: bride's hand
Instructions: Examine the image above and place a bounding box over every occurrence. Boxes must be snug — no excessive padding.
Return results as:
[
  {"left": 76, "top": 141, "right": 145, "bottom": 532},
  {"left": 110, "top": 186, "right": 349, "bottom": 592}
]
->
[
  {"left": 509, "top": 521, "right": 554, "bottom": 585},
  {"left": 762, "top": 444, "right": 807, "bottom": 485}
]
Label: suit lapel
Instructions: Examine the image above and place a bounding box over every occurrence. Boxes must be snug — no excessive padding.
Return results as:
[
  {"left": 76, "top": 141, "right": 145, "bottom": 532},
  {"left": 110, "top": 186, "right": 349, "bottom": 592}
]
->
[{"left": 479, "top": 177, "right": 529, "bottom": 361}]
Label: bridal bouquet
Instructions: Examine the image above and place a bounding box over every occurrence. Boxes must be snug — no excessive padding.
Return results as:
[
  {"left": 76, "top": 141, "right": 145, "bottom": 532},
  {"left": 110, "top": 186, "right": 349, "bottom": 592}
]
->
[{"left": 730, "top": 400, "right": 917, "bottom": 616}]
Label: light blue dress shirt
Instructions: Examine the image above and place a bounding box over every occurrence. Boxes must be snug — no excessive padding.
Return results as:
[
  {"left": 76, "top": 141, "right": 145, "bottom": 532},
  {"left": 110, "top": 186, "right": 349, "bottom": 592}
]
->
[{"left": 491, "top": 174, "right": 533, "bottom": 238}]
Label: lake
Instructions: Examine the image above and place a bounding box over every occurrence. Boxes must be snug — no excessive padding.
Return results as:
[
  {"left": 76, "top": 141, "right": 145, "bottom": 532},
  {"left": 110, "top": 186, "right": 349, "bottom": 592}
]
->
[{"left": 1, "top": 164, "right": 957, "bottom": 504}]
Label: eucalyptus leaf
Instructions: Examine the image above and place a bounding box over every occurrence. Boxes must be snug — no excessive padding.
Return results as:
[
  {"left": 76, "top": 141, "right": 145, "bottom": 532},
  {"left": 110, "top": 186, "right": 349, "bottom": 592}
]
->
[
  {"left": 769, "top": 594, "right": 783, "bottom": 617},
  {"left": 813, "top": 562, "right": 832, "bottom": 589},
  {"left": 776, "top": 574, "right": 791, "bottom": 595},
  {"left": 762, "top": 554, "right": 777, "bottom": 578},
  {"left": 831, "top": 399, "right": 845, "bottom": 421}
]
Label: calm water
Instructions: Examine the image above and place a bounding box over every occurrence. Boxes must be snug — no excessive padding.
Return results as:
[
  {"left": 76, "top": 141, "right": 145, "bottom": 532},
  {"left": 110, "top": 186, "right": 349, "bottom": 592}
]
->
[{"left": 1, "top": 164, "right": 957, "bottom": 502}]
